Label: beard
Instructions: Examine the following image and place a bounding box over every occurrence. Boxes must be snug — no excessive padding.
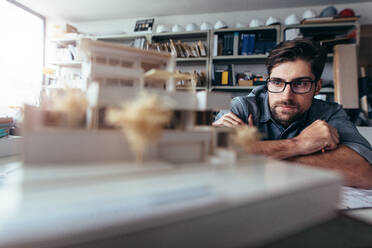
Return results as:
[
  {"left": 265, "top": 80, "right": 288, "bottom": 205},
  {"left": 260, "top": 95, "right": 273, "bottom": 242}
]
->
[{"left": 270, "top": 99, "right": 305, "bottom": 127}]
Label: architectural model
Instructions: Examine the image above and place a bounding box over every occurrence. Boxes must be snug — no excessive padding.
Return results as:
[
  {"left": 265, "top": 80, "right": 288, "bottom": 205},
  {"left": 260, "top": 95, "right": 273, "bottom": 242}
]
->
[{"left": 23, "top": 39, "right": 239, "bottom": 165}]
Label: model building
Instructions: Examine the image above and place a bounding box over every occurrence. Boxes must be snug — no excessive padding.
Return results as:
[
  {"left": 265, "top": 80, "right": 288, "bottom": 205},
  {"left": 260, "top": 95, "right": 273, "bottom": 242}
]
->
[{"left": 23, "top": 39, "right": 245, "bottom": 165}]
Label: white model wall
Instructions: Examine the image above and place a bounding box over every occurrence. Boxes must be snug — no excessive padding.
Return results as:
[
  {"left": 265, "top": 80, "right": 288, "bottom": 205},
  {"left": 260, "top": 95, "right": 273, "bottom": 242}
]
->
[{"left": 72, "top": 2, "right": 372, "bottom": 35}]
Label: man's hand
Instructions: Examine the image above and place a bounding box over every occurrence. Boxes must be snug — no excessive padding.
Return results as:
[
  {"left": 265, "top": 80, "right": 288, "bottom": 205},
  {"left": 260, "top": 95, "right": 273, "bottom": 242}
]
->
[
  {"left": 212, "top": 112, "right": 245, "bottom": 128},
  {"left": 293, "top": 120, "right": 340, "bottom": 155}
]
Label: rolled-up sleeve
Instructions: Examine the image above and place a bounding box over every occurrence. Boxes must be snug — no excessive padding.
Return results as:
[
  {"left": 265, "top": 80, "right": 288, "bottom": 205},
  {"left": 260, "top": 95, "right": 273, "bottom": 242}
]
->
[
  {"left": 214, "top": 97, "right": 249, "bottom": 123},
  {"left": 328, "top": 107, "right": 372, "bottom": 164}
]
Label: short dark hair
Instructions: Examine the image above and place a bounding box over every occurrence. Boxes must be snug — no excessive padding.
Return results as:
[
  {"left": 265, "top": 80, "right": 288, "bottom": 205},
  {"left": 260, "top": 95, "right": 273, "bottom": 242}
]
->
[{"left": 266, "top": 39, "right": 327, "bottom": 80}]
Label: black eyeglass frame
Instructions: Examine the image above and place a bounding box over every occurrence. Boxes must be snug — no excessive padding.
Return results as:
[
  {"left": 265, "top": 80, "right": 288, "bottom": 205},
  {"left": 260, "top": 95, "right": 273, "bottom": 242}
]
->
[{"left": 266, "top": 79, "right": 317, "bottom": 94}]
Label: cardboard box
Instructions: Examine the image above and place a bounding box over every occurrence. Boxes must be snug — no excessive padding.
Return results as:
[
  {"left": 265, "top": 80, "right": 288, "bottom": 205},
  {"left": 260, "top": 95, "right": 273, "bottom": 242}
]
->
[{"left": 238, "top": 79, "right": 253, "bottom": 86}]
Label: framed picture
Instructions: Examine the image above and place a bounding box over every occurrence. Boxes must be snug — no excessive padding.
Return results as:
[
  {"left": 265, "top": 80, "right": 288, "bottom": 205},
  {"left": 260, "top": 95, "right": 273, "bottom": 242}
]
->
[{"left": 134, "top": 19, "right": 154, "bottom": 32}]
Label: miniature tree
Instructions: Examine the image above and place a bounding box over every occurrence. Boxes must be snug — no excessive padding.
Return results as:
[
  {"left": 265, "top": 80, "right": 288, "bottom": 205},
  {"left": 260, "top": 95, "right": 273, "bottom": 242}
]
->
[
  {"left": 51, "top": 88, "right": 88, "bottom": 128},
  {"left": 233, "top": 125, "right": 261, "bottom": 152},
  {"left": 106, "top": 91, "right": 173, "bottom": 164}
]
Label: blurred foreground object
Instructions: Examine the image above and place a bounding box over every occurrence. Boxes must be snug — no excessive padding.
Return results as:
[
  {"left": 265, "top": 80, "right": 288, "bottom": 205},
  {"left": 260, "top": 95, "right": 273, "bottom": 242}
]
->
[
  {"left": 107, "top": 92, "right": 172, "bottom": 163},
  {"left": 234, "top": 125, "right": 261, "bottom": 152}
]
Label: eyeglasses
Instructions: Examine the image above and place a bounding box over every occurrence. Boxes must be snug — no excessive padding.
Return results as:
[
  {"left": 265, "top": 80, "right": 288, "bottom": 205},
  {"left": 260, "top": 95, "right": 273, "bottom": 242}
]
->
[{"left": 267, "top": 78, "right": 316, "bottom": 94}]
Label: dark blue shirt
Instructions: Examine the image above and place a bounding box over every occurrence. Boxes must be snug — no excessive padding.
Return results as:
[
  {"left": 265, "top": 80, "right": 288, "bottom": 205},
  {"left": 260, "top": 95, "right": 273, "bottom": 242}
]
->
[{"left": 215, "top": 86, "right": 372, "bottom": 164}]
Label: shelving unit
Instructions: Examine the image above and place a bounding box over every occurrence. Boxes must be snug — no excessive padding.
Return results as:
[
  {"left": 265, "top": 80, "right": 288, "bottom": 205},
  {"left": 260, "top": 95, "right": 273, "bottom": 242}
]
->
[
  {"left": 151, "top": 30, "right": 210, "bottom": 90},
  {"left": 46, "top": 21, "right": 359, "bottom": 102},
  {"left": 210, "top": 25, "right": 280, "bottom": 91},
  {"left": 45, "top": 35, "right": 85, "bottom": 89},
  {"left": 282, "top": 21, "right": 360, "bottom": 51}
]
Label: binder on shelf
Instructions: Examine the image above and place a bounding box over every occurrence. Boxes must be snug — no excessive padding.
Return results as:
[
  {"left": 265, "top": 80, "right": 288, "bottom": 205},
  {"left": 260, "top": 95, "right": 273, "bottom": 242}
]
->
[
  {"left": 228, "top": 33, "right": 234, "bottom": 55},
  {"left": 213, "top": 65, "right": 223, "bottom": 85},
  {"left": 264, "top": 40, "right": 276, "bottom": 54},
  {"left": 241, "top": 34, "right": 249, "bottom": 55},
  {"left": 218, "top": 35, "right": 223, "bottom": 56},
  {"left": 222, "top": 34, "right": 226, "bottom": 55},
  {"left": 233, "top": 32, "right": 239, "bottom": 56},
  {"left": 222, "top": 33, "right": 234, "bottom": 56},
  {"left": 221, "top": 71, "right": 229, "bottom": 85},
  {"left": 231, "top": 64, "right": 236, "bottom": 86},
  {"left": 247, "top": 34, "right": 256, "bottom": 55},
  {"left": 213, "top": 64, "right": 233, "bottom": 86},
  {"left": 254, "top": 33, "right": 265, "bottom": 54},
  {"left": 213, "top": 34, "right": 218, "bottom": 57}
]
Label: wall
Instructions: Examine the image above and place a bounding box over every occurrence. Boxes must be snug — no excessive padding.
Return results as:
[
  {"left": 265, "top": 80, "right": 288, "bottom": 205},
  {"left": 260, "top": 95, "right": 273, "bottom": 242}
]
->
[{"left": 72, "top": 2, "right": 372, "bottom": 35}]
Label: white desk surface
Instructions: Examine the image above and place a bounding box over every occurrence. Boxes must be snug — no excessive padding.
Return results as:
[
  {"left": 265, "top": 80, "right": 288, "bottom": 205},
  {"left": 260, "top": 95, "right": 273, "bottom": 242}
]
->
[{"left": 0, "top": 155, "right": 342, "bottom": 248}]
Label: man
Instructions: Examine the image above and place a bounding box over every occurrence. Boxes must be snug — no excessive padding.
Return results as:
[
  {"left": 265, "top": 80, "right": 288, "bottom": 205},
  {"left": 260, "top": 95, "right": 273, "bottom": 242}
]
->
[{"left": 213, "top": 39, "right": 372, "bottom": 189}]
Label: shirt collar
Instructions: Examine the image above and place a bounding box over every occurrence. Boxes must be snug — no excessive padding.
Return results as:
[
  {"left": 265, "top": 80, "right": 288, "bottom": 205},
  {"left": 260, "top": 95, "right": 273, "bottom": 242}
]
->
[{"left": 259, "top": 92, "right": 271, "bottom": 123}]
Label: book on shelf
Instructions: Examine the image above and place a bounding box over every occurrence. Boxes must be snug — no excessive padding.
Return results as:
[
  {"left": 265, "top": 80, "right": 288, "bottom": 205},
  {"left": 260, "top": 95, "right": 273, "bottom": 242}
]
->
[
  {"left": 218, "top": 35, "right": 223, "bottom": 56},
  {"left": 221, "top": 71, "right": 229, "bottom": 85},
  {"left": 255, "top": 31, "right": 276, "bottom": 54},
  {"left": 240, "top": 34, "right": 249, "bottom": 55},
  {"left": 213, "top": 64, "right": 233, "bottom": 86},
  {"left": 222, "top": 33, "right": 234, "bottom": 56},
  {"left": 241, "top": 34, "right": 256, "bottom": 55},
  {"left": 247, "top": 34, "right": 255, "bottom": 55}
]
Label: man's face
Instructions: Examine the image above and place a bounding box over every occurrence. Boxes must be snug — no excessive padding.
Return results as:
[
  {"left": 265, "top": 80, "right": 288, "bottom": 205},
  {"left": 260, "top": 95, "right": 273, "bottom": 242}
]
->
[{"left": 268, "top": 59, "right": 321, "bottom": 127}]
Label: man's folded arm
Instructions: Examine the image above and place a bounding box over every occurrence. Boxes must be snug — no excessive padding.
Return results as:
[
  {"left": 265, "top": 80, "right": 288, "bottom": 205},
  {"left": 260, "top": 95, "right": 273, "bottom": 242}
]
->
[
  {"left": 249, "top": 119, "right": 372, "bottom": 189},
  {"left": 287, "top": 145, "right": 372, "bottom": 189}
]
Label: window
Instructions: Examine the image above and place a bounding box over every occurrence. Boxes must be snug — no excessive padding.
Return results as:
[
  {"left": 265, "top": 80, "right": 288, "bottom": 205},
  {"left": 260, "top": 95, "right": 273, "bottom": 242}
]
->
[{"left": 0, "top": 0, "right": 44, "bottom": 118}]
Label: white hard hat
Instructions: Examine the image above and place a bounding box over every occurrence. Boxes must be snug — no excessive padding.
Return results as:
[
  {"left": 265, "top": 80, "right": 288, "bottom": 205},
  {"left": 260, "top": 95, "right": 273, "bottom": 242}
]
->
[
  {"left": 186, "top": 23, "right": 198, "bottom": 32},
  {"left": 302, "top": 9, "right": 317, "bottom": 19},
  {"left": 172, "top": 24, "right": 185, "bottom": 33},
  {"left": 156, "top": 24, "right": 170, "bottom": 33},
  {"left": 265, "top": 16, "right": 280, "bottom": 26},
  {"left": 249, "top": 19, "right": 264, "bottom": 28},
  {"left": 200, "top": 21, "right": 212, "bottom": 30},
  {"left": 285, "top": 14, "right": 300, "bottom": 25},
  {"left": 235, "top": 22, "right": 247, "bottom": 28},
  {"left": 214, "top": 20, "right": 228, "bottom": 29}
]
